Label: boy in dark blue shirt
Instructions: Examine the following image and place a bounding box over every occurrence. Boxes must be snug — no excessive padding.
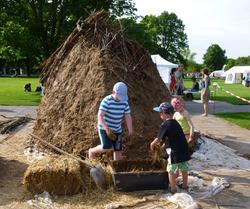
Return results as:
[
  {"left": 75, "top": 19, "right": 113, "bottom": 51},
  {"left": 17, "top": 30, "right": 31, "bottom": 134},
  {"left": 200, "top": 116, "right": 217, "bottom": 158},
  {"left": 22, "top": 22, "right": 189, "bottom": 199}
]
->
[{"left": 150, "top": 102, "right": 190, "bottom": 194}]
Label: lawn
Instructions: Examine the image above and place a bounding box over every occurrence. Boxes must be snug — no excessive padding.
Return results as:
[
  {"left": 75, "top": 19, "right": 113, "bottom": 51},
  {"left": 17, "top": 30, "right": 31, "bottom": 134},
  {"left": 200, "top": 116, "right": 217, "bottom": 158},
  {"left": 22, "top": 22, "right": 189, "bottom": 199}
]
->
[
  {"left": 214, "top": 112, "right": 250, "bottom": 130},
  {"left": 0, "top": 77, "right": 41, "bottom": 106},
  {"left": 184, "top": 78, "right": 250, "bottom": 105}
]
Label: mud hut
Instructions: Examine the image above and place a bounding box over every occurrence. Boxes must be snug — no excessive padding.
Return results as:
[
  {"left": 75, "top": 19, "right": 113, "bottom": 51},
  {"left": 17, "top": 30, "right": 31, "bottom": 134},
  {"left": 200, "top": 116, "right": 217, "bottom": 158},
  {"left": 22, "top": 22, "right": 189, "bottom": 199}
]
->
[{"left": 33, "top": 11, "right": 171, "bottom": 160}]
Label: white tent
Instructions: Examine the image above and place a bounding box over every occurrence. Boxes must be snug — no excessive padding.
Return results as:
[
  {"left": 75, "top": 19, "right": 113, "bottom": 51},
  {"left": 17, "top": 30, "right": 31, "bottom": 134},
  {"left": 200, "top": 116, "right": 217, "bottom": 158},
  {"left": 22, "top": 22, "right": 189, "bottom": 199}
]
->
[
  {"left": 225, "top": 66, "right": 250, "bottom": 84},
  {"left": 210, "top": 65, "right": 226, "bottom": 78},
  {"left": 151, "top": 54, "right": 178, "bottom": 85},
  {"left": 210, "top": 70, "right": 226, "bottom": 78}
]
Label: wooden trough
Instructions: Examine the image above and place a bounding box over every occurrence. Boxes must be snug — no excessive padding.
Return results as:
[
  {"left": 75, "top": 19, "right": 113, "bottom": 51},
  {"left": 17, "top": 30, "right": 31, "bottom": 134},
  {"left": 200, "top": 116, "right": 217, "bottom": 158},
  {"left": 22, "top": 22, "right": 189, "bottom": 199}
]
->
[{"left": 111, "top": 159, "right": 168, "bottom": 192}]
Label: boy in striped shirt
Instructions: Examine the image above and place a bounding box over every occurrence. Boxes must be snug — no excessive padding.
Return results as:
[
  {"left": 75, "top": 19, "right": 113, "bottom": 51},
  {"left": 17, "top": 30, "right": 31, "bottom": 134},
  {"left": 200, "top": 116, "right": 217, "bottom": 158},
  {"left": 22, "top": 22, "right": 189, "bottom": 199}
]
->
[{"left": 88, "top": 82, "right": 133, "bottom": 161}]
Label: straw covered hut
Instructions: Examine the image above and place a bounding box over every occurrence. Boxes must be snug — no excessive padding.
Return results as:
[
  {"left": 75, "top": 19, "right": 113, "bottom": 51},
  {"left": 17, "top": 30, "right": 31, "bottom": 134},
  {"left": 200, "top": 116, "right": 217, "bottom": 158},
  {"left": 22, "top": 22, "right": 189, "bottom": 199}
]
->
[{"left": 33, "top": 11, "right": 170, "bottom": 160}]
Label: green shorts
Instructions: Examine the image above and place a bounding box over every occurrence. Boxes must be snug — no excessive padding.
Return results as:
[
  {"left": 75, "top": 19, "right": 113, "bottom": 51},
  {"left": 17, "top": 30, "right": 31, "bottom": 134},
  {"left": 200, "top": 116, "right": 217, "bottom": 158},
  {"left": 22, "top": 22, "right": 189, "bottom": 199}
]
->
[{"left": 167, "top": 161, "right": 189, "bottom": 173}]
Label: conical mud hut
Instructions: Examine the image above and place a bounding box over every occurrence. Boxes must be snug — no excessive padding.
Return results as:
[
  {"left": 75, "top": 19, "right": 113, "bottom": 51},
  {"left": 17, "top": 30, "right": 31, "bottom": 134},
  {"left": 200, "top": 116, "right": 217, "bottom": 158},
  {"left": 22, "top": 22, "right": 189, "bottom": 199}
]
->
[{"left": 33, "top": 11, "right": 171, "bottom": 160}]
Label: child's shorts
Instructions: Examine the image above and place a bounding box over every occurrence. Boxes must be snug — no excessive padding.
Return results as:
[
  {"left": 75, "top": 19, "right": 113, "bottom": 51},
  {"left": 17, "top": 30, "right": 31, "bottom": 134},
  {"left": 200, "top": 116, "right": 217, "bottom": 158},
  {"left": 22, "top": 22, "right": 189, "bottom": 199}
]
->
[
  {"left": 167, "top": 161, "right": 189, "bottom": 173},
  {"left": 98, "top": 129, "right": 122, "bottom": 151}
]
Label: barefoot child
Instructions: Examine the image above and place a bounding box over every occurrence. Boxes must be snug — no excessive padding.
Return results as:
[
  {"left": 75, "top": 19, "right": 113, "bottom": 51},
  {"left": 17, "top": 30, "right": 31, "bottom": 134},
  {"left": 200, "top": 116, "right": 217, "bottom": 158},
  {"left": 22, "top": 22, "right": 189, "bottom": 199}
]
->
[
  {"left": 171, "top": 96, "right": 194, "bottom": 142},
  {"left": 150, "top": 102, "right": 190, "bottom": 194}
]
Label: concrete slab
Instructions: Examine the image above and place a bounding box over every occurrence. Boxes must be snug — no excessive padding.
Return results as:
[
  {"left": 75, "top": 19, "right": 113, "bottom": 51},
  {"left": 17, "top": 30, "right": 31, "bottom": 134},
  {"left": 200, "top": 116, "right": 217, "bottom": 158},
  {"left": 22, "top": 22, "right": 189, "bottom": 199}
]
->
[
  {"left": 0, "top": 106, "right": 37, "bottom": 119},
  {"left": 192, "top": 115, "right": 250, "bottom": 156},
  {"left": 185, "top": 100, "right": 250, "bottom": 115}
]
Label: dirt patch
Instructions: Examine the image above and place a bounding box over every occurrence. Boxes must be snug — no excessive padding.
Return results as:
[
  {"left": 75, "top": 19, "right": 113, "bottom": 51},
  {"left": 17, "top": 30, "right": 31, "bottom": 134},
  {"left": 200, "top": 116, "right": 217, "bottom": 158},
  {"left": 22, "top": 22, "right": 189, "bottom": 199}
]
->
[
  {"left": 1, "top": 119, "right": 250, "bottom": 209},
  {"left": 33, "top": 11, "right": 170, "bottom": 160}
]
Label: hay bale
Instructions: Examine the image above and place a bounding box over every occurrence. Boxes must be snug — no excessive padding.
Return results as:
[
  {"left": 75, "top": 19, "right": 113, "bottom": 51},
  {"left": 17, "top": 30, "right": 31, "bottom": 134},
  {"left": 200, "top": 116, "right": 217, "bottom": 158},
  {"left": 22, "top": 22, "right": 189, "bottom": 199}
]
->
[{"left": 23, "top": 156, "right": 87, "bottom": 195}]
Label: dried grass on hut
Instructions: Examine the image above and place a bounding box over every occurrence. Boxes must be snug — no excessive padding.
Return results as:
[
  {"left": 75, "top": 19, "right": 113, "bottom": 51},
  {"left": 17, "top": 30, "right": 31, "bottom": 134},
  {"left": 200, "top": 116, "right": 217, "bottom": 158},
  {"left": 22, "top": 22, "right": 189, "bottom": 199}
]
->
[
  {"left": 33, "top": 11, "right": 170, "bottom": 161},
  {"left": 23, "top": 156, "right": 88, "bottom": 195}
]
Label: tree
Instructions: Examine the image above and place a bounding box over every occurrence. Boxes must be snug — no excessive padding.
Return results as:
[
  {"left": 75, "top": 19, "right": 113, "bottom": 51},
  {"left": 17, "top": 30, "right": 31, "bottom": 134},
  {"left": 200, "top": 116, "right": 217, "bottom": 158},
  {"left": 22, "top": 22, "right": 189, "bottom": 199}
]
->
[
  {"left": 0, "top": 1, "right": 42, "bottom": 75},
  {"left": 115, "top": 18, "right": 158, "bottom": 53},
  {"left": 0, "top": 0, "right": 137, "bottom": 74},
  {"left": 27, "top": 0, "right": 137, "bottom": 57},
  {"left": 203, "top": 44, "right": 227, "bottom": 71},
  {"left": 235, "top": 56, "right": 250, "bottom": 66},
  {"left": 141, "top": 11, "right": 188, "bottom": 63},
  {"left": 225, "top": 58, "right": 236, "bottom": 70},
  {"left": 225, "top": 56, "right": 250, "bottom": 70}
]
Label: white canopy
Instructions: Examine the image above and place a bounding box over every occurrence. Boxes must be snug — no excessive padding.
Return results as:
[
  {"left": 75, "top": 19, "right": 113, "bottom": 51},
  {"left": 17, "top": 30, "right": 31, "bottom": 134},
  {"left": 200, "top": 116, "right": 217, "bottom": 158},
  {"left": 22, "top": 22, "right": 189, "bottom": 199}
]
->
[
  {"left": 210, "top": 70, "right": 226, "bottom": 78},
  {"left": 225, "top": 66, "right": 250, "bottom": 84},
  {"left": 151, "top": 54, "right": 178, "bottom": 84}
]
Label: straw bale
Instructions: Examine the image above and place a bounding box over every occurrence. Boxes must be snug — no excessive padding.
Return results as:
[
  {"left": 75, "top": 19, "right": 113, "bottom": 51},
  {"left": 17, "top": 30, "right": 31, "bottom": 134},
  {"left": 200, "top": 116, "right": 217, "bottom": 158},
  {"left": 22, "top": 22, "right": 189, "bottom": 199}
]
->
[
  {"left": 23, "top": 155, "right": 87, "bottom": 195},
  {"left": 33, "top": 11, "right": 171, "bottom": 161}
]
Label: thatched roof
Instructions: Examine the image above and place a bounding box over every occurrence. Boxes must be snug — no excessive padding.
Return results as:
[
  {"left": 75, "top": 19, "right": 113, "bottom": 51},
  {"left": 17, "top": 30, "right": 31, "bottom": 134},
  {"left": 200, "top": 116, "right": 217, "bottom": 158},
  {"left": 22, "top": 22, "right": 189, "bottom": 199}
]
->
[{"left": 34, "top": 11, "right": 170, "bottom": 160}]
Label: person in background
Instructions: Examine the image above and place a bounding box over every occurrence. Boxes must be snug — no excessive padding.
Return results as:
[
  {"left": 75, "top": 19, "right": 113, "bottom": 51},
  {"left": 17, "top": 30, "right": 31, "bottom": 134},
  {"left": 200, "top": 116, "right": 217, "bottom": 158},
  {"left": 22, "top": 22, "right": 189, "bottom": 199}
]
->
[
  {"left": 201, "top": 68, "right": 211, "bottom": 116},
  {"left": 191, "top": 76, "right": 199, "bottom": 92},
  {"left": 171, "top": 96, "right": 194, "bottom": 142},
  {"left": 35, "top": 84, "right": 42, "bottom": 92},
  {"left": 150, "top": 102, "right": 190, "bottom": 194},
  {"left": 175, "top": 64, "right": 185, "bottom": 96},
  {"left": 88, "top": 82, "right": 133, "bottom": 161},
  {"left": 24, "top": 83, "right": 31, "bottom": 92},
  {"left": 169, "top": 68, "right": 177, "bottom": 95}
]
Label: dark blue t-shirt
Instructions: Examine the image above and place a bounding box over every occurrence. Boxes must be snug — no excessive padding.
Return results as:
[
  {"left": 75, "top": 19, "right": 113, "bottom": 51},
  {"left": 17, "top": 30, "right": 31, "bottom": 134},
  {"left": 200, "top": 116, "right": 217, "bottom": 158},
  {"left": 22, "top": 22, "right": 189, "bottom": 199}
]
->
[{"left": 157, "top": 119, "right": 191, "bottom": 164}]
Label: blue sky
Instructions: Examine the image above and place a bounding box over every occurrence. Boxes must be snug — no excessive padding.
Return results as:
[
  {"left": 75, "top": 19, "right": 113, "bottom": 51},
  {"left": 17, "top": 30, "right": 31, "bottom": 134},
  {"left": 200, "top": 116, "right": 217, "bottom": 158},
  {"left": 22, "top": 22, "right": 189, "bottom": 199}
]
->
[{"left": 134, "top": 0, "right": 250, "bottom": 64}]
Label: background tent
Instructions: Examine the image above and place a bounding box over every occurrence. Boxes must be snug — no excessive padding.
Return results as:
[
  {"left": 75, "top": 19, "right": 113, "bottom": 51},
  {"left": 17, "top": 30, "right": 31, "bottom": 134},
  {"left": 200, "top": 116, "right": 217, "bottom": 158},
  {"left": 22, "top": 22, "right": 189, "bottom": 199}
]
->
[
  {"left": 151, "top": 54, "right": 178, "bottom": 85},
  {"left": 225, "top": 66, "right": 250, "bottom": 84},
  {"left": 210, "top": 65, "right": 226, "bottom": 78}
]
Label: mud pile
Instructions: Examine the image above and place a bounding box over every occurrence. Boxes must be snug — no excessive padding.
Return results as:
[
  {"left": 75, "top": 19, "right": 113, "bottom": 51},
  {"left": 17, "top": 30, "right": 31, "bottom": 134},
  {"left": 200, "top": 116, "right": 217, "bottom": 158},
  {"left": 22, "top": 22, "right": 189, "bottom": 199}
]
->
[{"left": 33, "top": 11, "right": 170, "bottom": 160}]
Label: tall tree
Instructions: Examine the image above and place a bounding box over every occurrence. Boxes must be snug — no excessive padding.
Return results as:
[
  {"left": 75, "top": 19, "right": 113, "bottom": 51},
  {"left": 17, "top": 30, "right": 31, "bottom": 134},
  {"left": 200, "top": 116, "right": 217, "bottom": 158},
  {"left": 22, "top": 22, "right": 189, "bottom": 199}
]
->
[
  {"left": 203, "top": 44, "right": 227, "bottom": 71},
  {"left": 0, "top": 0, "right": 137, "bottom": 74},
  {"left": 115, "top": 18, "right": 158, "bottom": 53},
  {"left": 141, "top": 11, "right": 188, "bottom": 63},
  {"left": 27, "top": 0, "right": 137, "bottom": 56},
  {"left": 0, "top": 0, "right": 42, "bottom": 75}
]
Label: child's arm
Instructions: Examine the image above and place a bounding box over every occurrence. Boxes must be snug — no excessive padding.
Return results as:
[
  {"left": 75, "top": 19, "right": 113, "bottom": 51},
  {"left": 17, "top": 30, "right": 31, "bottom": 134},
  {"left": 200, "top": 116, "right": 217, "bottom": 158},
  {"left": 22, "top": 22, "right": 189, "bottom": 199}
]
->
[
  {"left": 125, "top": 114, "right": 133, "bottom": 135},
  {"left": 98, "top": 110, "right": 108, "bottom": 131},
  {"left": 150, "top": 138, "right": 160, "bottom": 151},
  {"left": 184, "top": 110, "right": 194, "bottom": 141}
]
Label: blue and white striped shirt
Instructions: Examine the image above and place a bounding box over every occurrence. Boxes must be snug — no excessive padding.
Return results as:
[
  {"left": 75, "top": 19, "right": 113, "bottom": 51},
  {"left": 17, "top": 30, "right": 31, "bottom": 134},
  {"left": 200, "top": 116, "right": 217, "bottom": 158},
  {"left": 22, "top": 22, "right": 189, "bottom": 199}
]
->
[{"left": 98, "top": 95, "right": 130, "bottom": 133}]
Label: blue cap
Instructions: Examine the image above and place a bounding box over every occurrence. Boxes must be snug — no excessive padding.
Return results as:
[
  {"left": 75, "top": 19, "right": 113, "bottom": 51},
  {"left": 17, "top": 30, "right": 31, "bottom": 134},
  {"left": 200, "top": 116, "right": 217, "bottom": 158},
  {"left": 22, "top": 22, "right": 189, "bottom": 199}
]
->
[
  {"left": 153, "top": 102, "right": 174, "bottom": 114},
  {"left": 113, "top": 82, "right": 128, "bottom": 101}
]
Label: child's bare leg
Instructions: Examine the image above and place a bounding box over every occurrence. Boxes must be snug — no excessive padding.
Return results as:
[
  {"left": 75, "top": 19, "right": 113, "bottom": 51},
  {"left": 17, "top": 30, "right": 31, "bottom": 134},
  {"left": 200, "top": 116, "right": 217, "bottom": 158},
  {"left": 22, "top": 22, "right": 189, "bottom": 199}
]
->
[
  {"left": 168, "top": 173, "right": 177, "bottom": 194},
  {"left": 181, "top": 171, "right": 188, "bottom": 189},
  {"left": 89, "top": 145, "right": 112, "bottom": 159},
  {"left": 114, "top": 151, "right": 122, "bottom": 161},
  {"left": 174, "top": 171, "right": 179, "bottom": 178}
]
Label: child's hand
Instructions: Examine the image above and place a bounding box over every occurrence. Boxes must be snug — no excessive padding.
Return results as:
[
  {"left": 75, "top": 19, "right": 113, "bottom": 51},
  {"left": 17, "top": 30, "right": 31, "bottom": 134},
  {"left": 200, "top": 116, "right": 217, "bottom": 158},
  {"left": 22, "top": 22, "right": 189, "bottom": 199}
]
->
[
  {"left": 150, "top": 138, "right": 159, "bottom": 151},
  {"left": 188, "top": 137, "right": 192, "bottom": 143},
  {"left": 150, "top": 141, "right": 155, "bottom": 151}
]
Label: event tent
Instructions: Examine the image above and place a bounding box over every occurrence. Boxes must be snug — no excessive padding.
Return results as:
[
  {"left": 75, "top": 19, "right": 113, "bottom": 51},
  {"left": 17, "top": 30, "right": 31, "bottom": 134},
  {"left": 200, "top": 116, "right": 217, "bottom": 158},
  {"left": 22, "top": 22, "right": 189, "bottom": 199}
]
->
[
  {"left": 151, "top": 54, "right": 178, "bottom": 85},
  {"left": 210, "top": 65, "right": 226, "bottom": 78},
  {"left": 225, "top": 66, "right": 250, "bottom": 84}
]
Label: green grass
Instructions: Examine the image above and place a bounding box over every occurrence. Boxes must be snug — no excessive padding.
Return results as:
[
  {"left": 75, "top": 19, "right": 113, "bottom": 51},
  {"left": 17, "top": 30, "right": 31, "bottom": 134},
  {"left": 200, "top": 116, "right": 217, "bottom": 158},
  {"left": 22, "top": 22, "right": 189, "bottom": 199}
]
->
[
  {"left": 184, "top": 78, "right": 250, "bottom": 105},
  {"left": 0, "top": 77, "right": 41, "bottom": 105},
  {"left": 214, "top": 112, "right": 250, "bottom": 130}
]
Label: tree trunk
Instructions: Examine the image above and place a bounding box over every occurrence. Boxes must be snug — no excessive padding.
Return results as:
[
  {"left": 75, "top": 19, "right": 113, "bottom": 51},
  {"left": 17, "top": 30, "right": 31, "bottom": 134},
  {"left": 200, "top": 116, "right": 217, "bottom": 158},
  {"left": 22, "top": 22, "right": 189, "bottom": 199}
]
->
[{"left": 25, "top": 58, "right": 31, "bottom": 76}]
